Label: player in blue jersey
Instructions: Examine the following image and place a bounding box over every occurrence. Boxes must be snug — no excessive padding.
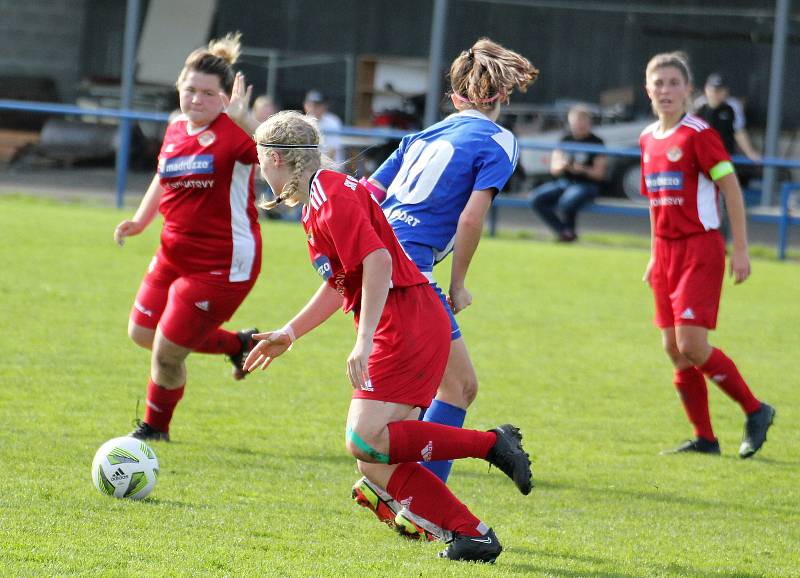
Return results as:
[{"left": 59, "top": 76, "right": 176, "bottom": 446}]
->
[{"left": 352, "top": 38, "right": 539, "bottom": 537}]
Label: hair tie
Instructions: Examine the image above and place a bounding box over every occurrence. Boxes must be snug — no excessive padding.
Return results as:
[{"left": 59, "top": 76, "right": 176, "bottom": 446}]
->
[
  {"left": 452, "top": 92, "right": 503, "bottom": 105},
  {"left": 257, "top": 142, "right": 319, "bottom": 149}
]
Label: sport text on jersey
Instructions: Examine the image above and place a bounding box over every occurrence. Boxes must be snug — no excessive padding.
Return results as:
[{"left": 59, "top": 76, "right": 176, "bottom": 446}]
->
[{"left": 159, "top": 154, "right": 215, "bottom": 177}]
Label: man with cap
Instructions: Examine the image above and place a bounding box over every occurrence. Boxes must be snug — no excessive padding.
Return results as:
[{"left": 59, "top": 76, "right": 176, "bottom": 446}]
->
[
  {"left": 304, "top": 89, "right": 345, "bottom": 164},
  {"left": 695, "top": 73, "right": 761, "bottom": 162}
]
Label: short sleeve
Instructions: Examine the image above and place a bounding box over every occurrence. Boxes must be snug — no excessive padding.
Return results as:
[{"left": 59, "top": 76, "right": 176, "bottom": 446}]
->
[
  {"left": 317, "top": 191, "right": 387, "bottom": 272},
  {"left": 233, "top": 128, "right": 258, "bottom": 165},
  {"left": 693, "top": 128, "right": 733, "bottom": 180},
  {"left": 473, "top": 133, "right": 517, "bottom": 193},
  {"left": 371, "top": 134, "right": 412, "bottom": 189}
]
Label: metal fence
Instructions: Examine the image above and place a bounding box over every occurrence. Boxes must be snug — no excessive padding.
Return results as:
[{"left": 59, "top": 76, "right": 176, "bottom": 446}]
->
[{"left": 1, "top": 98, "right": 797, "bottom": 259}]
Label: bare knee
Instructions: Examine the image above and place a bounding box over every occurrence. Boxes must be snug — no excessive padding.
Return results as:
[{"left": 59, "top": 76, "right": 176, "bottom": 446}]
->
[
  {"left": 346, "top": 426, "right": 389, "bottom": 464},
  {"left": 676, "top": 338, "right": 708, "bottom": 367},
  {"left": 663, "top": 340, "right": 683, "bottom": 366},
  {"left": 128, "top": 322, "right": 154, "bottom": 350}
]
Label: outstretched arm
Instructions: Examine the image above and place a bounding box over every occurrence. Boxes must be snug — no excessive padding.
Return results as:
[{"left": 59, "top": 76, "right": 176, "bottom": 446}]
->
[
  {"left": 244, "top": 282, "right": 343, "bottom": 372},
  {"left": 449, "top": 189, "right": 494, "bottom": 313},
  {"left": 114, "top": 174, "right": 163, "bottom": 246}
]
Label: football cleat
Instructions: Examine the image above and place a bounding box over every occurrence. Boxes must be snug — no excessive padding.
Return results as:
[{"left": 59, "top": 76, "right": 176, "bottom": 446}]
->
[
  {"left": 739, "top": 402, "right": 775, "bottom": 459},
  {"left": 394, "top": 507, "right": 453, "bottom": 543},
  {"left": 485, "top": 424, "right": 533, "bottom": 495},
  {"left": 129, "top": 420, "right": 170, "bottom": 442},
  {"left": 351, "top": 476, "right": 401, "bottom": 528},
  {"left": 660, "top": 437, "right": 720, "bottom": 455},
  {"left": 438, "top": 528, "right": 502, "bottom": 563},
  {"left": 229, "top": 328, "right": 259, "bottom": 380}
]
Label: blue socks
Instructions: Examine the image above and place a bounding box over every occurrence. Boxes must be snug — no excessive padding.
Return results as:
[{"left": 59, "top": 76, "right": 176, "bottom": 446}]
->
[{"left": 420, "top": 399, "right": 467, "bottom": 482}]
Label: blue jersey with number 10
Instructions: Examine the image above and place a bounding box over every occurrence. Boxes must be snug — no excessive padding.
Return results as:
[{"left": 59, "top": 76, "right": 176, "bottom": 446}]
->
[{"left": 372, "top": 109, "right": 518, "bottom": 259}]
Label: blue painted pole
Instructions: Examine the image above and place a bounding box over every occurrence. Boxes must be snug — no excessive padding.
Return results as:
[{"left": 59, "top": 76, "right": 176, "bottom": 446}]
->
[
  {"left": 115, "top": 0, "right": 141, "bottom": 209},
  {"left": 777, "top": 183, "right": 793, "bottom": 260},
  {"left": 424, "top": 0, "right": 448, "bottom": 128}
]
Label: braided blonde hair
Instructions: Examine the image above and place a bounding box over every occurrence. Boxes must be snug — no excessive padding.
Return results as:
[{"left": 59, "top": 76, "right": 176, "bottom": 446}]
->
[
  {"left": 255, "top": 111, "right": 330, "bottom": 210},
  {"left": 449, "top": 38, "right": 539, "bottom": 111}
]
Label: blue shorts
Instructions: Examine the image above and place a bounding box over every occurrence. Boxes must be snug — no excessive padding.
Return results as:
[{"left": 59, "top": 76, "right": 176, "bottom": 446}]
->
[{"left": 402, "top": 242, "right": 461, "bottom": 341}]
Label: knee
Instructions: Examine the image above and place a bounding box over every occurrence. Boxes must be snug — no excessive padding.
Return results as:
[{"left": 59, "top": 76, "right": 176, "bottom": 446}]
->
[
  {"left": 663, "top": 340, "right": 682, "bottom": 365},
  {"left": 460, "top": 375, "right": 479, "bottom": 406},
  {"left": 346, "top": 426, "right": 389, "bottom": 464},
  {"left": 676, "top": 338, "right": 705, "bottom": 366},
  {"left": 128, "top": 324, "right": 153, "bottom": 350},
  {"left": 152, "top": 348, "right": 183, "bottom": 373}
]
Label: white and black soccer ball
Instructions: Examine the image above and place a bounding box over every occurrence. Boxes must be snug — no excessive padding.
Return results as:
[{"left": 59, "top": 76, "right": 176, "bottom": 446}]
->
[{"left": 91, "top": 436, "right": 159, "bottom": 500}]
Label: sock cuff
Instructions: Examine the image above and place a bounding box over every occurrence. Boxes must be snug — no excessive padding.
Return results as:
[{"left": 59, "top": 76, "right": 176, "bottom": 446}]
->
[
  {"left": 424, "top": 399, "right": 467, "bottom": 426},
  {"left": 147, "top": 379, "right": 185, "bottom": 403},
  {"left": 674, "top": 366, "right": 704, "bottom": 383},
  {"left": 700, "top": 347, "right": 725, "bottom": 372}
]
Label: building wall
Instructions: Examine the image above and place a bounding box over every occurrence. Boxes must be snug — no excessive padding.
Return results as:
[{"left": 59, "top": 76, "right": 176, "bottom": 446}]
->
[
  {"left": 0, "top": 0, "right": 88, "bottom": 101},
  {"left": 0, "top": 0, "right": 796, "bottom": 128}
]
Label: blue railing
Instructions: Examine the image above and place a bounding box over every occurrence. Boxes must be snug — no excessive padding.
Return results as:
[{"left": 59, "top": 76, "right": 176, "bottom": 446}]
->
[{"left": 1, "top": 98, "right": 797, "bottom": 258}]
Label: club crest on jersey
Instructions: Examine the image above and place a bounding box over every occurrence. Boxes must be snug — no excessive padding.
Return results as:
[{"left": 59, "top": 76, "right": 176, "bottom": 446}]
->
[
  {"left": 666, "top": 146, "right": 683, "bottom": 162},
  {"left": 198, "top": 130, "right": 216, "bottom": 147},
  {"left": 312, "top": 255, "right": 332, "bottom": 280}
]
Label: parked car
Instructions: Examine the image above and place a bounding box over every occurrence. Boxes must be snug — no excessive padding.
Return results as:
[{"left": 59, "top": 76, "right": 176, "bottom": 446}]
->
[{"left": 517, "top": 118, "right": 651, "bottom": 202}]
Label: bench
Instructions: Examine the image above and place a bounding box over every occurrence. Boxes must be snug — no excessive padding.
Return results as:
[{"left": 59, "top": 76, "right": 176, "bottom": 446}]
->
[{"left": 488, "top": 195, "right": 649, "bottom": 236}]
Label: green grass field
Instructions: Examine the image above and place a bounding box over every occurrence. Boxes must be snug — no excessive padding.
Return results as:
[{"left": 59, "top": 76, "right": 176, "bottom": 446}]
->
[{"left": 1, "top": 195, "right": 798, "bottom": 577}]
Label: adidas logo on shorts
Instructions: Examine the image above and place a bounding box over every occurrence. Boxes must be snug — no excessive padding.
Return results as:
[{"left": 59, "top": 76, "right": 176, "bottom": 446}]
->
[
  {"left": 194, "top": 300, "right": 210, "bottom": 312},
  {"left": 680, "top": 308, "right": 695, "bottom": 320}
]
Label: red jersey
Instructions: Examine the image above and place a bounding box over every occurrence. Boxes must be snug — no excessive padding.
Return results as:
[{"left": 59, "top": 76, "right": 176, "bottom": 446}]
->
[
  {"left": 640, "top": 114, "right": 734, "bottom": 239},
  {"left": 302, "top": 170, "right": 428, "bottom": 313},
  {"left": 157, "top": 113, "right": 260, "bottom": 281}
]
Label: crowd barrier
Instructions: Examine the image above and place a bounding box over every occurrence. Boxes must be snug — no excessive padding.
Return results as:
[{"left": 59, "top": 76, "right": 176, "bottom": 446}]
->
[{"left": 0, "top": 98, "right": 797, "bottom": 258}]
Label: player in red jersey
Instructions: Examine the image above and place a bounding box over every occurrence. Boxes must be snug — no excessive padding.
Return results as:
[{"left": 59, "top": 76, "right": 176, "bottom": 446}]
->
[
  {"left": 640, "top": 52, "right": 775, "bottom": 458},
  {"left": 241, "top": 111, "right": 531, "bottom": 563},
  {"left": 113, "top": 33, "right": 262, "bottom": 441}
]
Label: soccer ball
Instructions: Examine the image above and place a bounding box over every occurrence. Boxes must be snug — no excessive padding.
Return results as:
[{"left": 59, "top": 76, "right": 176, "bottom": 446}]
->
[{"left": 91, "top": 436, "right": 159, "bottom": 500}]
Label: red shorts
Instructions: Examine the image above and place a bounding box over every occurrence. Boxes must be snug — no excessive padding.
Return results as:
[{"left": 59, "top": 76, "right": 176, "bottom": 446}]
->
[
  {"left": 353, "top": 283, "right": 450, "bottom": 408},
  {"left": 651, "top": 230, "right": 725, "bottom": 329},
  {"left": 130, "top": 249, "right": 258, "bottom": 349}
]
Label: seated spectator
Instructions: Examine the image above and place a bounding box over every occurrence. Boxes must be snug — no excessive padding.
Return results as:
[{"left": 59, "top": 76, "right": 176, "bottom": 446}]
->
[
  {"left": 530, "top": 104, "right": 607, "bottom": 242},
  {"left": 252, "top": 94, "right": 278, "bottom": 122},
  {"left": 303, "top": 89, "right": 344, "bottom": 164},
  {"left": 695, "top": 73, "right": 761, "bottom": 162}
]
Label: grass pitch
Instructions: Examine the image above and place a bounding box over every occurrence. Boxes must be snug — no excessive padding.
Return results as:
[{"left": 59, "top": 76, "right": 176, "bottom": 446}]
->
[{"left": 0, "top": 195, "right": 798, "bottom": 577}]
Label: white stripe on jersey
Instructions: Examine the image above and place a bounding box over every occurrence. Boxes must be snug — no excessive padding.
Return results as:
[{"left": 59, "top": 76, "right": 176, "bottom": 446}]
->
[
  {"left": 229, "top": 161, "right": 256, "bottom": 282},
  {"left": 682, "top": 115, "right": 709, "bottom": 132},
  {"left": 492, "top": 128, "right": 518, "bottom": 165},
  {"left": 309, "top": 179, "right": 328, "bottom": 210},
  {"left": 696, "top": 172, "right": 720, "bottom": 230}
]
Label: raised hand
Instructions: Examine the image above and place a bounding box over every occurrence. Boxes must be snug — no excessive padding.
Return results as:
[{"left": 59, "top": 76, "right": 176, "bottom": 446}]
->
[{"left": 221, "top": 72, "right": 253, "bottom": 126}]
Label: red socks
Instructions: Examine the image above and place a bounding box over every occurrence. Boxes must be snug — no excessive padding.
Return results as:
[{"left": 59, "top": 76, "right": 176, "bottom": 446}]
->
[
  {"left": 194, "top": 329, "right": 241, "bottom": 356},
  {"left": 700, "top": 348, "right": 761, "bottom": 414},
  {"left": 674, "top": 367, "right": 715, "bottom": 441},
  {"left": 143, "top": 380, "right": 185, "bottom": 433},
  {"left": 386, "top": 421, "right": 496, "bottom": 464},
  {"left": 387, "top": 463, "right": 486, "bottom": 536}
]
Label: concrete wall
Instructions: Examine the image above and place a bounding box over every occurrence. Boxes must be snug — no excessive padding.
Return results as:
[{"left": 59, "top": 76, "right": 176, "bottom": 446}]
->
[{"left": 0, "top": 0, "right": 88, "bottom": 101}]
